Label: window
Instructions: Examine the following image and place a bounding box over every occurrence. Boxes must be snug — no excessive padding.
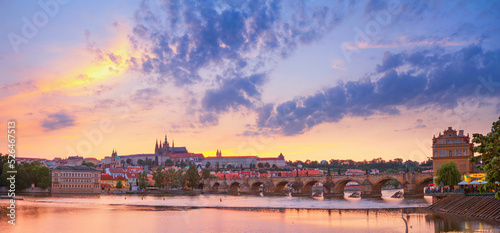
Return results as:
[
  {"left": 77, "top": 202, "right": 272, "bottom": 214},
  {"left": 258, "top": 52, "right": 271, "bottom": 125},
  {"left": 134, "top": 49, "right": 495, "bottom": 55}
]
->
[
  {"left": 456, "top": 149, "right": 462, "bottom": 156},
  {"left": 446, "top": 140, "right": 454, "bottom": 144},
  {"left": 448, "top": 150, "right": 453, "bottom": 157},
  {"left": 439, "top": 150, "right": 445, "bottom": 157},
  {"left": 439, "top": 140, "right": 445, "bottom": 144},
  {"left": 464, "top": 149, "right": 467, "bottom": 156}
]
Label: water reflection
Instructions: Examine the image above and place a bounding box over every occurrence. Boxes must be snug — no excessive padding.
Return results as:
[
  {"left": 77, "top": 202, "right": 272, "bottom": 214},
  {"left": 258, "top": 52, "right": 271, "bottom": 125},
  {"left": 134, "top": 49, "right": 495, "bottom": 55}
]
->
[{"left": 0, "top": 194, "right": 498, "bottom": 233}]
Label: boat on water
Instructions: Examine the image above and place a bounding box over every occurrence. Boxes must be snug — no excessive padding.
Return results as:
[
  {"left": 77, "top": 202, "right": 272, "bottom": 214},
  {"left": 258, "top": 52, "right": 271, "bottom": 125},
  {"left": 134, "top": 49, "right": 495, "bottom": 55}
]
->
[
  {"left": 0, "top": 196, "right": 23, "bottom": 200},
  {"left": 312, "top": 182, "right": 324, "bottom": 198},
  {"left": 348, "top": 191, "right": 361, "bottom": 198},
  {"left": 391, "top": 191, "right": 403, "bottom": 198},
  {"left": 259, "top": 184, "right": 264, "bottom": 196}
]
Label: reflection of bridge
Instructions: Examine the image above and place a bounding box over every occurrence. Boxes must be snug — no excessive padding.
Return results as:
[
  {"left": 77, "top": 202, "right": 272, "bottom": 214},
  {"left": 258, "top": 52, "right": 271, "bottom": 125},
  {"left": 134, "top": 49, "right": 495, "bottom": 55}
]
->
[{"left": 200, "top": 173, "right": 433, "bottom": 198}]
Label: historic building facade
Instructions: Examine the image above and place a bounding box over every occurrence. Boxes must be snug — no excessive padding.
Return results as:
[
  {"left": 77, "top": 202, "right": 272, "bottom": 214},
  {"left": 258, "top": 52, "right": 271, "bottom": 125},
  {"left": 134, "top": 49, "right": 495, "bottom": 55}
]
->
[
  {"left": 431, "top": 127, "right": 475, "bottom": 176},
  {"left": 51, "top": 166, "right": 101, "bottom": 194}
]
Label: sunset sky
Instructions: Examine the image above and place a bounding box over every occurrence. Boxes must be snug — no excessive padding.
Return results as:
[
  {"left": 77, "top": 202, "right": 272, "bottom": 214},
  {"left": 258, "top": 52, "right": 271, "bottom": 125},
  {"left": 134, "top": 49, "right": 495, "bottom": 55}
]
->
[{"left": 1, "top": 0, "right": 499, "bottom": 162}]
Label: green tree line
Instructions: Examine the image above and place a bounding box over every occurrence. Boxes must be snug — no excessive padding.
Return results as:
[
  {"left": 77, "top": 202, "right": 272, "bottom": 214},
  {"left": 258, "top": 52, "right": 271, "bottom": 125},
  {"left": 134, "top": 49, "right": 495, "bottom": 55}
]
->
[
  {"left": 0, "top": 155, "right": 51, "bottom": 190},
  {"left": 140, "top": 164, "right": 202, "bottom": 190},
  {"left": 288, "top": 158, "right": 432, "bottom": 173}
]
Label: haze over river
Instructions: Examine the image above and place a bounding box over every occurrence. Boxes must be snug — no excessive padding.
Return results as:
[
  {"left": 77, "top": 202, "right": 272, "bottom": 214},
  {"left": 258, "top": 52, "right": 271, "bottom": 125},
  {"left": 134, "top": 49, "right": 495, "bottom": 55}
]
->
[{"left": 1, "top": 190, "right": 499, "bottom": 232}]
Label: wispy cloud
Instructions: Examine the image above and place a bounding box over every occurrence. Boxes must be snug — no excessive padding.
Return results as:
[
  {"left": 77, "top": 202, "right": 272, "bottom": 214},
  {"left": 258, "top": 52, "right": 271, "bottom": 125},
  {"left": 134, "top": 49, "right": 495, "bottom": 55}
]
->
[{"left": 41, "top": 111, "right": 76, "bottom": 132}]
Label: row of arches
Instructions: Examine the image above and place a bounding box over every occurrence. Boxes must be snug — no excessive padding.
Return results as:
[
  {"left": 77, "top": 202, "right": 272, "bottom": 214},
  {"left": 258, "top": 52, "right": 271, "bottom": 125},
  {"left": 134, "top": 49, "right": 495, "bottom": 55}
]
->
[{"left": 205, "top": 177, "right": 433, "bottom": 197}]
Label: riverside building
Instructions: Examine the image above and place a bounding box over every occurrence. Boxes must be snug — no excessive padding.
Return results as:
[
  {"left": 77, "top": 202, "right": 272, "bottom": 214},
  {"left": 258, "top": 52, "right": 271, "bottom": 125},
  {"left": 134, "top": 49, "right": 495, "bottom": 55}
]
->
[
  {"left": 51, "top": 166, "right": 101, "bottom": 194},
  {"left": 431, "top": 127, "right": 475, "bottom": 176}
]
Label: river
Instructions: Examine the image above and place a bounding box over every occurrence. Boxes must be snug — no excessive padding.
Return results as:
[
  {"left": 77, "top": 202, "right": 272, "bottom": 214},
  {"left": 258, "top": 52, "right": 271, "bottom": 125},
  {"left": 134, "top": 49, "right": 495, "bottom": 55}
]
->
[{"left": 1, "top": 190, "right": 499, "bottom": 232}]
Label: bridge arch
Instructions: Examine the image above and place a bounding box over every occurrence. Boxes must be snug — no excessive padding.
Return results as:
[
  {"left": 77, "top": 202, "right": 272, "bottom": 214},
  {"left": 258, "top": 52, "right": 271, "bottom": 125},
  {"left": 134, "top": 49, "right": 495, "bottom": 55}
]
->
[
  {"left": 372, "top": 176, "right": 404, "bottom": 196},
  {"left": 275, "top": 181, "right": 290, "bottom": 194},
  {"left": 250, "top": 181, "right": 264, "bottom": 193},
  {"left": 229, "top": 182, "right": 240, "bottom": 194},
  {"left": 212, "top": 182, "right": 220, "bottom": 193},
  {"left": 333, "top": 178, "right": 363, "bottom": 196},
  {"left": 415, "top": 177, "right": 434, "bottom": 195},
  {"left": 302, "top": 180, "right": 321, "bottom": 195}
]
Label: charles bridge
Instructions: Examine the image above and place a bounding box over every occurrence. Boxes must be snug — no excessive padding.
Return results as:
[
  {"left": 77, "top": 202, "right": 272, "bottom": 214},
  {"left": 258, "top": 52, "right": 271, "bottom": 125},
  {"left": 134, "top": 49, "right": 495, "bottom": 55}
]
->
[{"left": 200, "top": 172, "right": 433, "bottom": 198}]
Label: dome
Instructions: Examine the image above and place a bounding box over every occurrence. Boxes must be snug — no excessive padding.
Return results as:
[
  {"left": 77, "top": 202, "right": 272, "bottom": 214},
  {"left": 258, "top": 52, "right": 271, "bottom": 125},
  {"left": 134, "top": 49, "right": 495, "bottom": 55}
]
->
[{"left": 278, "top": 153, "right": 284, "bottom": 159}]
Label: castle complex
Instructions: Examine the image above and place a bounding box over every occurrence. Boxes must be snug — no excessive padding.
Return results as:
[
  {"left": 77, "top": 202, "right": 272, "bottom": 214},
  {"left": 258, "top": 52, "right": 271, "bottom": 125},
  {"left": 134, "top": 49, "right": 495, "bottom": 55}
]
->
[{"left": 102, "top": 135, "right": 286, "bottom": 168}]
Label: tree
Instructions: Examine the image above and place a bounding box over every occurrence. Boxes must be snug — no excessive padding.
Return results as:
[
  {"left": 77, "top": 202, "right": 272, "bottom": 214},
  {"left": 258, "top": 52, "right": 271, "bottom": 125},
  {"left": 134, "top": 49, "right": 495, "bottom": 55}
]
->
[
  {"left": 137, "top": 171, "right": 148, "bottom": 189},
  {"left": 226, "top": 164, "right": 233, "bottom": 169},
  {"left": 81, "top": 162, "right": 96, "bottom": 168},
  {"left": 258, "top": 163, "right": 264, "bottom": 168},
  {"left": 116, "top": 180, "right": 123, "bottom": 189},
  {"left": 185, "top": 165, "right": 201, "bottom": 189},
  {"left": 126, "top": 158, "right": 132, "bottom": 165},
  {"left": 17, "top": 167, "right": 31, "bottom": 190},
  {"left": 165, "top": 159, "right": 174, "bottom": 167},
  {"left": 0, "top": 163, "right": 13, "bottom": 187},
  {"left": 165, "top": 168, "right": 177, "bottom": 189},
  {"left": 264, "top": 162, "right": 270, "bottom": 168},
  {"left": 202, "top": 168, "right": 211, "bottom": 179},
  {"left": 385, "top": 168, "right": 398, "bottom": 174},
  {"left": 36, "top": 166, "right": 51, "bottom": 189},
  {"left": 469, "top": 117, "right": 500, "bottom": 198},
  {"left": 176, "top": 170, "right": 187, "bottom": 189},
  {"left": 153, "top": 167, "right": 166, "bottom": 189},
  {"left": 137, "top": 159, "right": 144, "bottom": 166},
  {"left": 435, "top": 161, "right": 461, "bottom": 190},
  {"left": 205, "top": 161, "right": 211, "bottom": 168}
]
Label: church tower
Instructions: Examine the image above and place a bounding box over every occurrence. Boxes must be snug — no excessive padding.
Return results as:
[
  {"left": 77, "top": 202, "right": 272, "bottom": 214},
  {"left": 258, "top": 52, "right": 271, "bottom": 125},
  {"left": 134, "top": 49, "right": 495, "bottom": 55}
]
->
[
  {"left": 162, "top": 135, "right": 170, "bottom": 156},
  {"left": 155, "top": 139, "right": 159, "bottom": 154},
  {"left": 216, "top": 149, "right": 222, "bottom": 157},
  {"left": 110, "top": 149, "right": 118, "bottom": 169}
]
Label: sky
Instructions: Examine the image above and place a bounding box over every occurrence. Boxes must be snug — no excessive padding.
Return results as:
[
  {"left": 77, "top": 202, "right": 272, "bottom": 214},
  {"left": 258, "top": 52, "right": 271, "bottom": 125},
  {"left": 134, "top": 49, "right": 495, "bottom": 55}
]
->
[{"left": 0, "top": 0, "right": 499, "bottom": 162}]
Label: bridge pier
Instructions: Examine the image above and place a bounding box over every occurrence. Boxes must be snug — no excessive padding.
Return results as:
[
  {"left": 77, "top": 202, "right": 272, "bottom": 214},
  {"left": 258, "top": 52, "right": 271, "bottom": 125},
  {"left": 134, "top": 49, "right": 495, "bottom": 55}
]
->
[{"left": 360, "top": 180, "right": 383, "bottom": 198}]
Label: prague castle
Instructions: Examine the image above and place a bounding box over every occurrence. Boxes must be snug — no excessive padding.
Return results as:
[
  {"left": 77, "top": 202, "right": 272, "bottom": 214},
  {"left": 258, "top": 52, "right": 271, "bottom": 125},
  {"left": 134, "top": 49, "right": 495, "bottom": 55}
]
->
[{"left": 102, "top": 135, "right": 286, "bottom": 168}]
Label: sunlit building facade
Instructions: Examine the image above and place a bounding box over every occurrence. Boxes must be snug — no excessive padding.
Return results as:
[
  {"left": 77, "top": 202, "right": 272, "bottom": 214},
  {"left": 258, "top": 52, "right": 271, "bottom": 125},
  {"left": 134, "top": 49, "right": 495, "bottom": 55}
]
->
[
  {"left": 431, "top": 127, "right": 475, "bottom": 176},
  {"left": 51, "top": 166, "right": 101, "bottom": 194}
]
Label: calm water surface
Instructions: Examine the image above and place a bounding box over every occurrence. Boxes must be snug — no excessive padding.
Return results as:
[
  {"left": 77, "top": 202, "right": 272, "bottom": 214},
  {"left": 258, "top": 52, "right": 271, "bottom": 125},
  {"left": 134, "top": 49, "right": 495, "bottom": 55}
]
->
[{"left": 0, "top": 190, "right": 498, "bottom": 232}]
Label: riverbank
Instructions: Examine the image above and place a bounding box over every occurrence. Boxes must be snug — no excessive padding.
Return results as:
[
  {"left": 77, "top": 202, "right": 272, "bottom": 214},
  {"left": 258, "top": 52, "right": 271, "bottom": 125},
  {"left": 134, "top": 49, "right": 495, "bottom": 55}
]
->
[{"left": 427, "top": 194, "right": 500, "bottom": 222}]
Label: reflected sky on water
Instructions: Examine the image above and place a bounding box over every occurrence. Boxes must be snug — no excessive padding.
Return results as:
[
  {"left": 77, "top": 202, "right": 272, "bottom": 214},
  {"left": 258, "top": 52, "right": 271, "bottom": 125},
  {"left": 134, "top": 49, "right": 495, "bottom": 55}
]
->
[{"left": 0, "top": 192, "right": 499, "bottom": 233}]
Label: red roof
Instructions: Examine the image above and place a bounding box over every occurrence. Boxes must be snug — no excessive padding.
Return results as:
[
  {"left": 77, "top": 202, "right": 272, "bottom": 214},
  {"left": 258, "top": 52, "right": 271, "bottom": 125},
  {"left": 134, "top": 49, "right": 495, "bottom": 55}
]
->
[
  {"left": 293, "top": 169, "right": 324, "bottom": 176},
  {"left": 101, "top": 174, "right": 114, "bottom": 180},
  {"left": 126, "top": 171, "right": 139, "bottom": 178},
  {"left": 205, "top": 156, "right": 258, "bottom": 159},
  {"left": 115, "top": 175, "right": 127, "bottom": 181},
  {"left": 101, "top": 174, "right": 127, "bottom": 181},
  {"left": 109, "top": 168, "right": 125, "bottom": 173},
  {"left": 257, "top": 157, "right": 284, "bottom": 161},
  {"left": 346, "top": 169, "right": 364, "bottom": 173},
  {"left": 215, "top": 173, "right": 241, "bottom": 179},
  {"left": 170, "top": 153, "right": 204, "bottom": 158}
]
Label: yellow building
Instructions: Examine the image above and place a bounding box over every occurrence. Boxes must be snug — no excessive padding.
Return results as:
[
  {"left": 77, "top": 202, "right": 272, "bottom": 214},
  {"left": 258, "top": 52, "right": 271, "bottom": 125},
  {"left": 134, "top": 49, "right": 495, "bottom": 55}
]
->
[
  {"left": 432, "top": 127, "right": 475, "bottom": 176},
  {"left": 51, "top": 166, "right": 101, "bottom": 194},
  {"left": 101, "top": 173, "right": 129, "bottom": 190}
]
